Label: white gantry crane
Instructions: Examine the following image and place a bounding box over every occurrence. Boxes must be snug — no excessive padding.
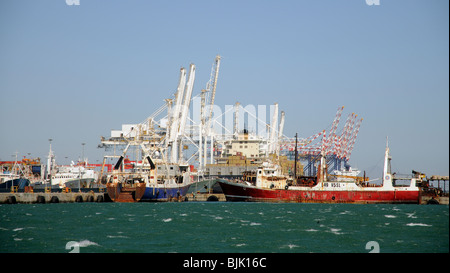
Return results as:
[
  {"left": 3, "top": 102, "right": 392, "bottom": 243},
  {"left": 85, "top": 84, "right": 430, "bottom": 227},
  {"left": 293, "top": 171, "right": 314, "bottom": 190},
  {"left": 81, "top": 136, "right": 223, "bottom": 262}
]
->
[{"left": 199, "top": 55, "right": 221, "bottom": 168}]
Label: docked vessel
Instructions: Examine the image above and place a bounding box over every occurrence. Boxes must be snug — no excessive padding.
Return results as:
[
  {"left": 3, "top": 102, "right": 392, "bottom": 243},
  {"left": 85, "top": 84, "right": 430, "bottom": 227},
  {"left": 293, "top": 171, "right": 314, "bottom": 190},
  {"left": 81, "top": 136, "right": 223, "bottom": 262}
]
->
[
  {"left": 0, "top": 156, "right": 38, "bottom": 191},
  {"left": 217, "top": 143, "right": 421, "bottom": 204},
  {"left": 0, "top": 176, "right": 30, "bottom": 191},
  {"left": 30, "top": 143, "right": 101, "bottom": 190},
  {"left": 49, "top": 163, "right": 97, "bottom": 189},
  {"left": 187, "top": 177, "right": 221, "bottom": 194},
  {"left": 105, "top": 145, "right": 192, "bottom": 202}
]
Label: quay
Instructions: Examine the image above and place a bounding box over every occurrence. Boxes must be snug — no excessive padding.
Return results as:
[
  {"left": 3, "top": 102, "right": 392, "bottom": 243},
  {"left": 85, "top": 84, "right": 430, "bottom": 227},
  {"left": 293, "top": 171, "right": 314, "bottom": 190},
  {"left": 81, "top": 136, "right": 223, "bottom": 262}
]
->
[
  {"left": 0, "top": 191, "right": 226, "bottom": 204},
  {"left": 0, "top": 191, "right": 108, "bottom": 204},
  {"left": 1, "top": 192, "right": 446, "bottom": 204},
  {"left": 420, "top": 195, "right": 449, "bottom": 205},
  {"left": 185, "top": 193, "right": 226, "bottom": 202}
]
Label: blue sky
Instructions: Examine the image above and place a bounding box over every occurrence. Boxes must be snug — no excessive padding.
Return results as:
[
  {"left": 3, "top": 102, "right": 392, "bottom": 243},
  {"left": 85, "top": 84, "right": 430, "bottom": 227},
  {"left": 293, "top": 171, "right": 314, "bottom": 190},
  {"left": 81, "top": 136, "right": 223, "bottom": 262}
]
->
[{"left": 0, "top": 0, "right": 448, "bottom": 179}]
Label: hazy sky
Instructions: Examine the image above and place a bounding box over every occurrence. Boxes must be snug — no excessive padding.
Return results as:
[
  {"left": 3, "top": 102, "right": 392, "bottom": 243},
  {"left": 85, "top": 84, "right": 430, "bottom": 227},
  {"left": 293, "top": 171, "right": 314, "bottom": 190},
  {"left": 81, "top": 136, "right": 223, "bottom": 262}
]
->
[{"left": 1, "top": 0, "right": 448, "bottom": 179}]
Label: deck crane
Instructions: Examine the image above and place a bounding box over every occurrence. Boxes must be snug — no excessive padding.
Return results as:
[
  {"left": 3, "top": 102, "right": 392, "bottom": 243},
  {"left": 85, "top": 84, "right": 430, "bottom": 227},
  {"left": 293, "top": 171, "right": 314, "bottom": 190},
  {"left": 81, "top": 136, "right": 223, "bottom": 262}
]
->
[
  {"left": 139, "top": 143, "right": 156, "bottom": 170},
  {"left": 113, "top": 143, "right": 131, "bottom": 171}
]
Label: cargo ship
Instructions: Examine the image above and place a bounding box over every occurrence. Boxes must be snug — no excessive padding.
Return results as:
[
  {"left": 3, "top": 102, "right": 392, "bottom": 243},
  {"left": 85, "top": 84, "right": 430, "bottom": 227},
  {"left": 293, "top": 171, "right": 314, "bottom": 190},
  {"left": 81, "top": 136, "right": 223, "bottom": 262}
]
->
[{"left": 217, "top": 143, "right": 421, "bottom": 204}]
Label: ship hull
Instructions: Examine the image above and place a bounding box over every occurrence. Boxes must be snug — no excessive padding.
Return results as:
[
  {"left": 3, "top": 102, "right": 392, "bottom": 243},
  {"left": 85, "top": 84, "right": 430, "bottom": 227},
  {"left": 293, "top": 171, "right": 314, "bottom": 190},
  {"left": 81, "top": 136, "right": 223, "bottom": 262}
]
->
[
  {"left": 218, "top": 179, "right": 419, "bottom": 204},
  {"left": 106, "top": 183, "right": 191, "bottom": 202},
  {"left": 0, "top": 178, "right": 30, "bottom": 191},
  {"left": 141, "top": 184, "right": 191, "bottom": 202},
  {"left": 187, "top": 178, "right": 222, "bottom": 194},
  {"left": 106, "top": 182, "right": 146, "bottom": 203}
]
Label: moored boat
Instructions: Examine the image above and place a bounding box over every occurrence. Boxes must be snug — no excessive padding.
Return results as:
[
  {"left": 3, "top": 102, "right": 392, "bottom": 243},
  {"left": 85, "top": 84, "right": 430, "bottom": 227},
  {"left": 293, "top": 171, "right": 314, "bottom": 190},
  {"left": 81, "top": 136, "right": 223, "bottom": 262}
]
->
[
  {"left": 105, "top": 144, "right": 193, "bottom": 202},
  {"left": 218, "top": 143, "right": 421, "bottom": 204}
]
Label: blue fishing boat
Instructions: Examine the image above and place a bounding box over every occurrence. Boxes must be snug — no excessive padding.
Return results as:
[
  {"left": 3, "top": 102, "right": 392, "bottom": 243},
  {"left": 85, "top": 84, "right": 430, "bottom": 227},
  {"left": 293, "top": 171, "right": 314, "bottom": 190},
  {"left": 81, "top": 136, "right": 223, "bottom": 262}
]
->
[
  {"left": 141, "top": 183, "right": 191, "bottom": 201},
  {"left": 105, "top": 147, "right": 193, "bottom": 202},
  {"left": 0, "top": 177, "right": 30, "bottom": 191}
]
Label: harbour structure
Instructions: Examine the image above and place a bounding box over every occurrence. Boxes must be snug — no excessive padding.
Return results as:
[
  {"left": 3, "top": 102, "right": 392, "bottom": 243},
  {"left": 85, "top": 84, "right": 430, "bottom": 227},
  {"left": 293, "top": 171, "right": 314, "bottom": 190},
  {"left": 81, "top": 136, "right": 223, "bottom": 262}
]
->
[
  {"left": 96, "top": 54, "right": 447, "bottom": 204},
  {"left": 98, "top": 59, "right": 202, "bottom": 202},
  {"left": 279, "top": 106, "right": 364, "bottom": 177},
  {"left": 97, "top": 55, "right": 367, "bottom": 200}
]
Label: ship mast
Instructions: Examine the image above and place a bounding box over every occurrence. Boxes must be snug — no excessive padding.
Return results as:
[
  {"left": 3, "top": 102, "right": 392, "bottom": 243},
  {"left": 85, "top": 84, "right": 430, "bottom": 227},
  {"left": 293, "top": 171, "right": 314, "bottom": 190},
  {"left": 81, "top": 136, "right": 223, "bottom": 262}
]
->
[{"left": 294, "top": 133, "right": 298, "bottom": 182}]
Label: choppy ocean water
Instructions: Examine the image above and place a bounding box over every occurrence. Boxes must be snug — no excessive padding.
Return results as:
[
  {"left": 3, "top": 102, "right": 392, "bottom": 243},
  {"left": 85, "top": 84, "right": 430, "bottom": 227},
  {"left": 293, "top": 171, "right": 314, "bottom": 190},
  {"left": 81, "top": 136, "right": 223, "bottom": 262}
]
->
[{"left": 0, "top": 202, "right": 448, "bottom": 253}]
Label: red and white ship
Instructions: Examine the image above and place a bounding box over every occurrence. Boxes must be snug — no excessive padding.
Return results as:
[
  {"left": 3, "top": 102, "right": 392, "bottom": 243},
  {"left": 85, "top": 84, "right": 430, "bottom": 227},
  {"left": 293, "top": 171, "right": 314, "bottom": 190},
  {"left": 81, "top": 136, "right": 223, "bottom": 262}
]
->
[{"left": 217, "top": 143, "right": 421, "bottom": 204}]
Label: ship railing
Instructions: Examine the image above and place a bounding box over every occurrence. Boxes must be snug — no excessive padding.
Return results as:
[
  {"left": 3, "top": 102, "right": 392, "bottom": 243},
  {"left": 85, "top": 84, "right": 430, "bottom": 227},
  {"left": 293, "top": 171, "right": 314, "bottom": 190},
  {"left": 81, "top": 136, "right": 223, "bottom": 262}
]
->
[
  {"left": 392, "top": 173, "right": 415, "bottom": 180},
  {"left": 328, "top": 174, "right": 369, "bottom": 183}
]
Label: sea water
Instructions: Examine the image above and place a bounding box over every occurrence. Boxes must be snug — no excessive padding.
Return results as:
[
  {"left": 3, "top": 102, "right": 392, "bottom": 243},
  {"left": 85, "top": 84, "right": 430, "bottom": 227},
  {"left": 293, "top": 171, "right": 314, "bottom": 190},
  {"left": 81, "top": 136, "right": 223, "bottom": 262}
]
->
[{"left": 0, "top": 202, "right": 448, "bottom": 253}]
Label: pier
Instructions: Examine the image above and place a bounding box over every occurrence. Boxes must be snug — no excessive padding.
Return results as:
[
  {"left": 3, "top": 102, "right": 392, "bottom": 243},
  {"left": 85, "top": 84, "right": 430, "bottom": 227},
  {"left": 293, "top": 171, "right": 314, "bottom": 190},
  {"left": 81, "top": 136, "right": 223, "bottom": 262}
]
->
[
  {"left": 0, "top": 192, "right": 108, "bottom": 204},
  {"left": 185, "top": 193, "right": 226, "bottom": 202},
  {"left": 1, "top": 191, "right": 448, "bottom": 204},
  {"left": 0, "top": 192, "right": 227, "bottom": 204}
]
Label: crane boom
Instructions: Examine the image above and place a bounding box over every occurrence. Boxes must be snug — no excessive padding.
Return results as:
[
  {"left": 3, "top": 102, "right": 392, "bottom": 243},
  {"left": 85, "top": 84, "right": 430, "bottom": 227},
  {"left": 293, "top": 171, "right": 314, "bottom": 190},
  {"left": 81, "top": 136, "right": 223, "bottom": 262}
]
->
[
  {"left": 205, "top": 55, "right": 221, "bottom": 135},
  {"left": 269, "top": 103, "right": 279, "bottom": 154},
  {"left": 345, "top": 118, "right": 363, "bottom": 160},
  {"left": 170, "top": 67, "right": 187, "bottom": 143},
  {"left": 177, "top": 63, "right": 196, "bottom": 163}
]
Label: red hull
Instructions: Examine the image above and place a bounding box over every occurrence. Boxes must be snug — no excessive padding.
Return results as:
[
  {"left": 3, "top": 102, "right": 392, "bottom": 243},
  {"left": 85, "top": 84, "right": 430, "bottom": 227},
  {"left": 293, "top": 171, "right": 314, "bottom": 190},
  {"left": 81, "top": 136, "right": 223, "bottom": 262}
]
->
[{"left": 218, "top": 180, "right": 420, "bottom": 204}]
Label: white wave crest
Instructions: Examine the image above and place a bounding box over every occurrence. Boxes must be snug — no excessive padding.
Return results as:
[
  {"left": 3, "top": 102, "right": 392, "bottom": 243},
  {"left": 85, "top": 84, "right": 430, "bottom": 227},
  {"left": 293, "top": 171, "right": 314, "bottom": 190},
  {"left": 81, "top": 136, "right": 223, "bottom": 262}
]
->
[
  {"left": 78, "top": 240, "right": 100, "bottom": 247},
  {"left": 406, "top": 223, "right": 432, "bottom": 227}
]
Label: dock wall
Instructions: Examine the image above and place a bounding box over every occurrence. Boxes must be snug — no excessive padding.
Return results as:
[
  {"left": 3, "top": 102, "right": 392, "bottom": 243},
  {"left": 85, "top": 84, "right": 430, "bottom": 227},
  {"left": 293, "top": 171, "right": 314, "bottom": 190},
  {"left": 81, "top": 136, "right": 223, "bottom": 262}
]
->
[
  {"left": 185, "top": 193, "right": 226, "bottom": 202},
  {"left": 0, "top": 192, "right": 109, "bottom": 204},
  {"left": 2, "top": 192, "right": 447, "bottom": 204},
  {"left": 420, "top": 195, "right": 449, "bottom": 205}
]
